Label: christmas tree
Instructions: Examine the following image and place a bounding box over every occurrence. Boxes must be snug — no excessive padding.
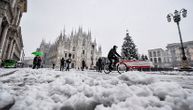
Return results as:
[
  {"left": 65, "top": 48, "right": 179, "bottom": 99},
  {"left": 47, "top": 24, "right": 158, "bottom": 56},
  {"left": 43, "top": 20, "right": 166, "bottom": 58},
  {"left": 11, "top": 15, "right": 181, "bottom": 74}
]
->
[{"left": 121, "top": 30, "right": 138, "bottom": 60}]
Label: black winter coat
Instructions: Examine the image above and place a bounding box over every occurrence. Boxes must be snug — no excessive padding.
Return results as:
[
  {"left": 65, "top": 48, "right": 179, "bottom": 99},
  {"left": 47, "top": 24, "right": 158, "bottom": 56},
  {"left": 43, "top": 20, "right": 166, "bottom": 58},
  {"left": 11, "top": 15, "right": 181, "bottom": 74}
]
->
[{"left": 108, "top": 48, "right": 121, "bottom": 59}]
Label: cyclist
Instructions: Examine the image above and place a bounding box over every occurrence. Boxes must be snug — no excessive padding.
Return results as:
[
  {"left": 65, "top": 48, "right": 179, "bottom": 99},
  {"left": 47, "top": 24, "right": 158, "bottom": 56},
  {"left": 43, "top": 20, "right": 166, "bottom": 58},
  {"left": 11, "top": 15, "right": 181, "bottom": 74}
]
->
[{"left": 107, "top": 45, "right": 121, "bottom": 71}]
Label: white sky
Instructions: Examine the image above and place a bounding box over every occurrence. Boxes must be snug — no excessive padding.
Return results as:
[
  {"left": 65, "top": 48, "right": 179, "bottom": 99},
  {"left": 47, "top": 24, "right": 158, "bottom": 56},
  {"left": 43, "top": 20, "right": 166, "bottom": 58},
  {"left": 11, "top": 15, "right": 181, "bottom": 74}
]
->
[{"left": 20, "top": 0, "right": 193, "bottom": 57}]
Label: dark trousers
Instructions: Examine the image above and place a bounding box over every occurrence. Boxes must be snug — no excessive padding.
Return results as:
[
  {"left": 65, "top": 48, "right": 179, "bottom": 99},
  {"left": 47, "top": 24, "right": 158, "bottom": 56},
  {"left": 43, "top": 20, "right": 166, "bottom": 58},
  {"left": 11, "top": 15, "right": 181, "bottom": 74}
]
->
[
  {"left": 108, "top": 57, "right": 119, "bottom": 70},
  {"left": 32, "top": 63, "right": 40, "bottom": 69},
  {"left": 32, "top": 64, "right": 37, "bottom": 69},
  {"left": 98, "top": 65, "right": 102, "bottom": 72},
  {"left": 66, "top": 63, "right": 70, "bottom": 71},
  {"left": 60, "top": 64, "right": 64, "bottom": 71}
]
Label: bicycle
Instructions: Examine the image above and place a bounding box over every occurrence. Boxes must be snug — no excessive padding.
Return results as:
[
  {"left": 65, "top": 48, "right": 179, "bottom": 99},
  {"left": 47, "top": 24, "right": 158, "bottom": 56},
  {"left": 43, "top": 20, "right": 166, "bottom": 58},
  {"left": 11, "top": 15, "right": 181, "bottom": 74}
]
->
[{"left": 103, "top": 59, "right": 128, "bottom": 74}]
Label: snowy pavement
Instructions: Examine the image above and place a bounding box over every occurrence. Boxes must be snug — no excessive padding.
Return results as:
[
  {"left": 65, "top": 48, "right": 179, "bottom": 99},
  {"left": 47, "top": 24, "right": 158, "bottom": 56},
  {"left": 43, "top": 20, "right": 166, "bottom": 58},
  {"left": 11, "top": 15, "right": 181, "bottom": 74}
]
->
[{"left": 0, "top": 68, "right": 193, "bottom": 110}]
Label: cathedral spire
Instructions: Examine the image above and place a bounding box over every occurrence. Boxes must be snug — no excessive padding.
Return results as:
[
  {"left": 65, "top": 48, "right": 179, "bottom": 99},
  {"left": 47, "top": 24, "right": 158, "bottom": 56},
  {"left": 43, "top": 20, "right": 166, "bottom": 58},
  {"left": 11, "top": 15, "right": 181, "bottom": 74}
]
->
[
  {"left": 41, "top": 38, "right": 46, "bottom": 45},
  {"left": 94, "top": 38, "right": 97, "bottom": 45},
  {"left": 88, "top": 31, "right": 91, "bottom": 40},
  {"left": 63, "top": 26, "right": 66, "bottom": 36},
  {"left": 78, "top": 26, "right": 83, "bottom": 33},
  {"left": 58, "top": 31, "right": 63, "bottom": 42},
  {"left": 71, "top": 29, "right": 74, "bottom": 36},
  {"left": 60, "top": 30, "right": 62, "bottom": 37}
]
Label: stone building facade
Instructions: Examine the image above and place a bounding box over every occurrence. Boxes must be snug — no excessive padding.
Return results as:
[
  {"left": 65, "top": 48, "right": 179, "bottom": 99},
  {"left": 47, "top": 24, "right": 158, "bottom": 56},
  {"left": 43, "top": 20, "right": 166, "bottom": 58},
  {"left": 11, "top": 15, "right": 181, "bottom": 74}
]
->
[
  {"left": 148, "top": 48, "right": 171, "bottom": 68},
  {"left": 166, "top": 41, "right": 193, "bottom": 67},
  {"left": 39, "top": 28, "right": 102, "bottom": 69},
  {"left": 148, "top": 41, "right": 193, "bottom": 68},
  {"left": 0, "top": 0, "right": 27, "bottom": 64}
]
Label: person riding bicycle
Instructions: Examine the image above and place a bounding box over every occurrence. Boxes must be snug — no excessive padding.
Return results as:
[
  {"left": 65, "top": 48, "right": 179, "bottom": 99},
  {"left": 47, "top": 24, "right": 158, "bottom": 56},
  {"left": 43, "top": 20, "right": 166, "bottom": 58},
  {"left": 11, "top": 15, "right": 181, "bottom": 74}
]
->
[{"left": 107, "top": 45, "right": 121, "bottom": 70}]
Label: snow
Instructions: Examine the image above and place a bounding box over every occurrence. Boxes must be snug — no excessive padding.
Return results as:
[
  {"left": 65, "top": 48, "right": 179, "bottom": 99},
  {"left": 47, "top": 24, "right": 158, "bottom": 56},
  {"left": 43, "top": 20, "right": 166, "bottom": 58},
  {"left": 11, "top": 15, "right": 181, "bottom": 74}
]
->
[
  {"left": 0, "top": 90, "right": 15, "bottom": 109},
  {"left": 0, "top": 68, "right": 193, "bottom": 110},
  {"left": 0, "top": 68, "right": 18, "bottom": 76}
]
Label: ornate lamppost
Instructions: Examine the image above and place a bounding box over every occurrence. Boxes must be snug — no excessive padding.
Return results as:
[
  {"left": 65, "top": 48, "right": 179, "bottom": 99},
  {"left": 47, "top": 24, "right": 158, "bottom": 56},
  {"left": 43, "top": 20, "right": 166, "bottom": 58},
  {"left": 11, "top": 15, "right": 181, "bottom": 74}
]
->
[{"left": 167, "top": 9, "right": 190, "bottom": 70}]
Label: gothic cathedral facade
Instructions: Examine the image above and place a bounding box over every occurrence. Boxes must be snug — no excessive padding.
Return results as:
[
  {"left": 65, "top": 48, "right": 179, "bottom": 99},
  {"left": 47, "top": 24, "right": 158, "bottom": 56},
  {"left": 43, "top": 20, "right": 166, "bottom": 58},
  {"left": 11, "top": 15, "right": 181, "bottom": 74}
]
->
[{"left": 38, "top": 27, "right": 102, "bottom": 69}]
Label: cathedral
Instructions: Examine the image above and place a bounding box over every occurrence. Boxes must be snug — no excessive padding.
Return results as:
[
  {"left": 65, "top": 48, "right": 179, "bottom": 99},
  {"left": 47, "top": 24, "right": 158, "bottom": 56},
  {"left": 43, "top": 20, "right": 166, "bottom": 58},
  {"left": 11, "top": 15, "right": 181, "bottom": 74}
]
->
[{"left": 38, "top": 27, "right": 102, "bottom": 69}]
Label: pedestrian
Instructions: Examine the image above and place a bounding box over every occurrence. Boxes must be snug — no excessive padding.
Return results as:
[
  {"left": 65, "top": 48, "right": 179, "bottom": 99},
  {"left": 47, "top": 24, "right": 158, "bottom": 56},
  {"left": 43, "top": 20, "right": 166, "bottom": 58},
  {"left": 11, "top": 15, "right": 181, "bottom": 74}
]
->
[
  {"left": 32, "top": 56, "right": 38, "bottom": 69},
  {"left": 97, "top": 58, "right": 103, "bottom": 72},
  {"left": 37, "top": 56, "right": 42, "bottom": 69},
  {"left": 52, "top": 63, "right": 55, "bottom": 69},
  {"left": 60, "top": 57, "right": 65, "bottom": 71},
  {"left": 81, "top": 60, "right": 86, "bottom": 71},
  {"left": 66, "top": 54, "right": 72, "bottom": 71}
]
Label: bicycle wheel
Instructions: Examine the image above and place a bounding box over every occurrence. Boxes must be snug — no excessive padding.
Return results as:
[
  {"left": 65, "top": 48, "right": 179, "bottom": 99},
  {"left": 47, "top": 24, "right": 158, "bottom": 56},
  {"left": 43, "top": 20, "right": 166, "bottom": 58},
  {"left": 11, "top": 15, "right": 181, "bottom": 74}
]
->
[
  {"left": 104, "top": 64, "right": 111, "bottom": 74},
  {"left": 117, "top": 63, "right": 127, "bottom": 74}
]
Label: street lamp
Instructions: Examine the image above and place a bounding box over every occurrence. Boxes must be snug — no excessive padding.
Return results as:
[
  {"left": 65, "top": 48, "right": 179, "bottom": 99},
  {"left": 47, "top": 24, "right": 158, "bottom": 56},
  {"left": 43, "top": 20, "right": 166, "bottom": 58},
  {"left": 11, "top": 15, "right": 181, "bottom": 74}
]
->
[{"left": 167, "top": 9, "right": 190, "bottom": 69}]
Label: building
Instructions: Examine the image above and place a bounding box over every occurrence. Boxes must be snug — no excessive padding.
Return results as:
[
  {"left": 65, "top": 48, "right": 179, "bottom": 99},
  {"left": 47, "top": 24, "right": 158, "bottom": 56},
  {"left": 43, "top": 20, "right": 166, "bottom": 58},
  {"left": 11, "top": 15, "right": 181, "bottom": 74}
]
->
[
  {"left": 148, "top": 48, "right": 171, "bottom": 68},
  {"left": 0, "top": 0, "right": 27, "bottom": 64},
  {"left": 38, "top": 27, "right": 102, "bottom": 69},
  {"left": 148, "top": 41, "right": 193, "bottom": 68},
  {"left": 166, "top": 41, "right": 193, "bottom": 67},
  {"left": 37, "top": 39, "right": 50, "bottom": 67}
]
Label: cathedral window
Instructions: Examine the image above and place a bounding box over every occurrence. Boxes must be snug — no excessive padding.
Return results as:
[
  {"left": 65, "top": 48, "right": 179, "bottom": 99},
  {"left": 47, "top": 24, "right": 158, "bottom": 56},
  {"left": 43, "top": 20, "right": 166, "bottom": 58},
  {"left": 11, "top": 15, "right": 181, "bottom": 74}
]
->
[
  {"left": 73, "top": 47, "right": 75, "bottom": 51},
  {"left": 92, "top": 45, "right": 95, "bottom": 49},
  {"left": 82, "top": 50, "right": 85, "bottom": 54},
  {"left": 73, "top": 54, "right": 75, "bottom": 59}
]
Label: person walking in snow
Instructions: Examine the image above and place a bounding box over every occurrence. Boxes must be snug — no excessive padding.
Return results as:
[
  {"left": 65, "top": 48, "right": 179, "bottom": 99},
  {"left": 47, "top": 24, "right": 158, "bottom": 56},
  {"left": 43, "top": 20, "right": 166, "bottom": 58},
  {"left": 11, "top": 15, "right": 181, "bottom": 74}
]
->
[
  {"left": 32, "top": 56, "right": 38, "bottom": 69},
  {"left": 66, "top": 54, "right": 72, "bottom": 71},
  {"left": 37, "top": 56, "right": 42, "bottom": 69},
  {"left": 81, "top": 60, "right": 86, "bottom": 71},
  {"left": 52, "top": 63, "right": 55, "bottom": 69},
  {"left": 107, "top": 45, "right": 121, "bottom": 71},
  {"left": 96, "top": 58, "right": 103, "bottom": 72},
  {"left": 60, "top": 57, "right": 65, "bottom": 71}
]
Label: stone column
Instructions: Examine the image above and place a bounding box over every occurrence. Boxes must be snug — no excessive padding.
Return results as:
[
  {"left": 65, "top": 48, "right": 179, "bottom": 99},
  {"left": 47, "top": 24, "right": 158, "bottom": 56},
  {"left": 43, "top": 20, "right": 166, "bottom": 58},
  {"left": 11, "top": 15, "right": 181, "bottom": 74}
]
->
[
  {"left": 7, "top": 39, "right": 14, "bottom": 59},
  {"left": 0, "top": 17, "right": 3, "bottom": 35},
  {"left": 11, "top": 42, "right": 16, "bottom": 59},
  {"left": 0, "top": 24, "right": 9, "bottom": 62},
  {"left": 2, "top": 38, "right": 9, "bottom": 59}
]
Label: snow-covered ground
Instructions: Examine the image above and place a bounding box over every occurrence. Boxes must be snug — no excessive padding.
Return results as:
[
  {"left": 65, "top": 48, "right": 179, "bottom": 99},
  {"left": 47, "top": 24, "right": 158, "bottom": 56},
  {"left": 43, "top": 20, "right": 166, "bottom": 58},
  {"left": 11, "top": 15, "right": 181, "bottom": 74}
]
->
[{"left": 0, "top": 68, "right": 193, "bottom": 110}]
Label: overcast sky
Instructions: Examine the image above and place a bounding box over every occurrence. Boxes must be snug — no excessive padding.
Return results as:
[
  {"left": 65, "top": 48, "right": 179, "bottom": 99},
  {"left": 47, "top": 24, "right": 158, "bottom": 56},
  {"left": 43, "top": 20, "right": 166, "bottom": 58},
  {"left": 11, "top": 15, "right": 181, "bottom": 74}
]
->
[{"left": 21, "top": 0, "right": 193, "bottom": 57}]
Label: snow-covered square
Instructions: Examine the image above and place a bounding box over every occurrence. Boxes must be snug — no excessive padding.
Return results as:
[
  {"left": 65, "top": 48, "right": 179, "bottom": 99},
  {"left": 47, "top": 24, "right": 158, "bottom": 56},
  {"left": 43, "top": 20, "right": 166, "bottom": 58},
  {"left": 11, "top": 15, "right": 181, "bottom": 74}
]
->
[{"left": 1, "top": 68, "right": 193, "bottom": 110}]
